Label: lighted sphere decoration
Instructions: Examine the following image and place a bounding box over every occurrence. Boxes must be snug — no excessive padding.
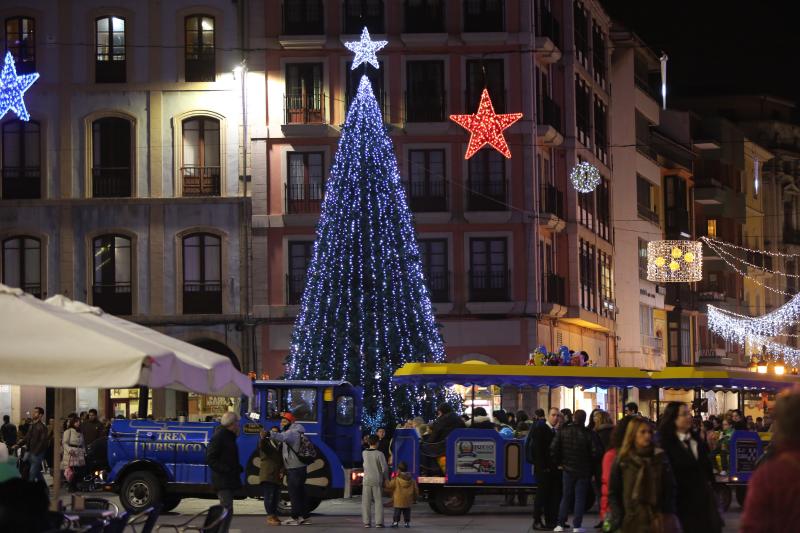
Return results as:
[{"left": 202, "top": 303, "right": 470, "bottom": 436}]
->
[
  {"left": 569, "top": 161, "right": 601, "bottom": 193},
  {"left": 647, "top": 240, "right": 703, "bottom": 283}
]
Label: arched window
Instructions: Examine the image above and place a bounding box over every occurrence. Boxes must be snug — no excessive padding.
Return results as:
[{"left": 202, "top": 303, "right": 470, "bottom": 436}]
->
[
  {"left": 92, "top": 117, "right": 132, "bottom": 197},
  {"left": 183, "top": 233, "right": 221, "bottom": 314},
  {"left": 92, "top": 234, "right": 132, "bottom": 315},
  {"left": 95, "top": 16, "right": 126, "bottom": 83},
  {"left": 185, "top": 15, "right": 215, "bottom": 82},
  {"left": 2, "top": 120, "right": 41, "bottom": 199},
  {"left": 182, "top": 117, "right": 220, "bottom": 196},
  {"left": 5, "top": 16, "right": 35, "bottom": 73},
  {"left": 2, "top": 236, "right": 41, "bottom": 298}
]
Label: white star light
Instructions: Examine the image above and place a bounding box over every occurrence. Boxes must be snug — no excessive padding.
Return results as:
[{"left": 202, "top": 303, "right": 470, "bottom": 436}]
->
[
  {"left": 0, "top": 51, "right": 39, "bottom": 121},
  {"left": 344, "top": 27, "right": 387, "bottom": 70}
]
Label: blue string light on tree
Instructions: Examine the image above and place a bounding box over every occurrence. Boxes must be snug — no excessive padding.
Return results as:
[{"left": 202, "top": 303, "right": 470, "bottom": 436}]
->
[
  {"left": 0, "top": 51, "right": 39, "bottom": 121},
  {"left": 570, "top": 161, "right": 601, "bottom": 193}
]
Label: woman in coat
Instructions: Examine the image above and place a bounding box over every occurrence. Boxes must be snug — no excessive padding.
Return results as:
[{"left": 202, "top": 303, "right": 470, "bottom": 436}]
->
[
  {"left": 658, "top": 401, "right": 723, "bottom": 533},
  {"left": 61, "top": 416, "right": 86, "bottom": 492},
  {"left": 607, "top": 417, "right": 678, "bottom": 533},
  {"left": 259, "top": 427, "right": 284, "bottom": 526}
]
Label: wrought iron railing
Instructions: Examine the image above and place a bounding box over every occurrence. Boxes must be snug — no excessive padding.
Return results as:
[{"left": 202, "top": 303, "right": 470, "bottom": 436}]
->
[
  {"left": 182, "top": 166, "right": 221, "bottom": 196},
  {"left": 286, "top": 183, "right": 325, "bottom": 214},
  {"left": 92, "top": 167, "right": 131, "bottom": 198},
  {"left": 1, "top": 167, "right": 40, "bottom": 199},
  {"left": 469, "top": 269, "right": 510, "bottom": 302}
]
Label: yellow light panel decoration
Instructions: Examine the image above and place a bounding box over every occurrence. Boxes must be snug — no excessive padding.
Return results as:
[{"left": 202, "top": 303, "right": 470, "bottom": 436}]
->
[{"left": 647, "top": 240, "right": 702, "bottom": 283}]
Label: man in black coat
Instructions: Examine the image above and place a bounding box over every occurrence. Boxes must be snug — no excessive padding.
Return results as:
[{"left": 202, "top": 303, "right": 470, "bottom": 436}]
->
[
  {"left": 422, "top": 403, "right": 465, "bottom": 471},
  {"left": 206, "top": 412, "right": 243, "bottom": 515},
  {"left": 526, "top": 407, "right": 561, "bottom": 530},
  {"left": 550, "top": 409, "right": 598, "bottom": 531}
]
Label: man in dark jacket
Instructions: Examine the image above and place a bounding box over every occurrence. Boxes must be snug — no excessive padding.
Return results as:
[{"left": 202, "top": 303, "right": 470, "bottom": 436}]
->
[
  {"left": 0, "top": 415, "right": 17, "bottom": 447},
  {"left": 550, "top": 409, "right": 598, "bottom": 531},
  {"left": 206, "top": 412, "right": 242, "bottom": 515},
  {"left": 466, "top": 407, "right": 495, "bottom": 429},
  {"left": 81, "top": 409, "right": 104, "bottom": 447},
  {"left": 526, "top": 407, "right": 561, "bottom": 530},
  {"left": 18, "top": 407, "right": 48, "bottom": 483},
  {"left": 427, "top": 403, "right": 465, "bottom": 444}
]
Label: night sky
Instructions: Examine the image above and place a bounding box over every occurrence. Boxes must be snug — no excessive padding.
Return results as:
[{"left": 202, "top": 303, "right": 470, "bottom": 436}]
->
[{"left": 601, "top": 1, "right": 800, "bottom": 107}]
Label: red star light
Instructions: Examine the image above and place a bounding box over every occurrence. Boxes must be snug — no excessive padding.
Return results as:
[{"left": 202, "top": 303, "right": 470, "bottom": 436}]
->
[{"left": 449, "top": 89, "right": 523, "bottom": 159}]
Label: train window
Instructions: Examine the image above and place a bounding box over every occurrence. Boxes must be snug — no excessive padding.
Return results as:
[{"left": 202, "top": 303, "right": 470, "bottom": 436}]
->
[
  {"left": 284, "top": 388, "right": 317, "bottom": 421},
  {"left": 336, "top": 396, "right": 354, "bottom": 426},
  {"left": 266, "top": 388, "right": 280, "bottom": 419}
]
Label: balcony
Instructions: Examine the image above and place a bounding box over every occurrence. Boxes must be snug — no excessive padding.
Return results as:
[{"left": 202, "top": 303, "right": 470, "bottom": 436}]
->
[
  {"left": 95, "top": 59, "right": 126, "bottom": 83},
  {"left": 467, "top": 180, "right": 506, "bottom": 211},
  {"left": 284, "top": 92, "right": 326, "bottom": 125},
  {"left": 92, "top": 282, "right": 132, "bottom": 315},
  {"left": 183, "top": 282, "right": 222, "bottom": 314},
  {"left": 535, "top": 7, "right": 561, "bottom": 62},
  {"left": 182, "top": 166, "right": 220, "bottom": 197},
  {"left": 665, "top": 208, "right": 690, "bottom": 237},
  {"left": 544, "top": 273, "right": 565, "bottom": 306},
  {"left": 92, "top": 167, "right": 131, "bottom": 198},
  {"left": 2, "top": 167, "right": 40, "bottom": 199},
  {"left": 286, "top": 272, "right": 306, "bottom": 305},
  {"left": 282, "top": 1, "right": 324, "bottom": 35},
  {"left": 403, "top": 180, "right": 447, "bottom": 212},
  {"left": 403, "top": 2, "right": 445, "bottom": 33},
  {"left": 405, "top": 91, "right": 446, "bottom": 122},
  {"left": 426, "top": 271, "right": 450, "bottom": 303},
  {"left": 641, "top": 334, "right": 663, "bottom": 355},
  {"left": 785, "top": 227, "right": 800, "bottom": 246},
  {"left": 537, "top": 96, "right": 563, "bottom": 146},
  {"left": 463, "top": 0, "right": 505, "bottom": 32},
  {"left": 286, "top": 183, "right": 324, "bottom": 214},
  {"left": 469, "top": 269, "right": 510, "bottom": 302},
  {"left": 538, "top": 184, "right": 566, "bottom": 232},
  {"left": 696, "top": 348, "right": 733, "bottom": 366},
  {"left": 637, "top": 203, "right": 659, "bottom": 225},
  {"left": 185, "top": 52, "right": 215, "bottom": 82}
]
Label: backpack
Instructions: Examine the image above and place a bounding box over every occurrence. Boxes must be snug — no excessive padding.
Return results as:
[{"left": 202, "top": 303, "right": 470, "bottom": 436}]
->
[{"left": 290, "top": 433, "right": 318, "bottom": 465}]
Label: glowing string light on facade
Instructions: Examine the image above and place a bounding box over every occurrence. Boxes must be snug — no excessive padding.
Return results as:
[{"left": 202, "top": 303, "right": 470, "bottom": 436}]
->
[
  {"left": 344, "top": 27, "right": 387, "bottom": 70},
  {"left": 449, "top": 89, "right": 523, "bottom": 159},
  {"left": 646, "top": 240, "right": 702, "bottom": 283},
  {"left": 0, "top": 51, "right": 39, "bottom": 121},
  {"left": 569, "top": 161, "right": 601, "bottom": 193}
]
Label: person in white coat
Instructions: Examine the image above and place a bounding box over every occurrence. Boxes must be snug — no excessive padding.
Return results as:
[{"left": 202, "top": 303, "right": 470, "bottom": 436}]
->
[{"left": 61, "top": 416, "right": 86, "bottom": 492}]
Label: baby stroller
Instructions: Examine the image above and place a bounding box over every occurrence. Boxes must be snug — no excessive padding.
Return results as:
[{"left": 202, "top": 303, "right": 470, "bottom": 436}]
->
[{"left": 76, "top": 437, "right": 109, "bottom": 492}]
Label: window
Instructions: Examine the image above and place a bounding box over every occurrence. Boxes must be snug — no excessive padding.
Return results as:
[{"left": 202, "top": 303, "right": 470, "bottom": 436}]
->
[
  {"left": 95, "top": 16, "right": 126, "bottom": 83},
  {"left": 596, "top": 177, "right": 610, "bottom": 241},
  {"left": 265, "top": 389, "right": 280, "bottom": 419},
  {"left": 92, "top": 117, "right": 132, "bottom": 198},
  {"left": 185, "top": 15, "right": 215, "bottom": 82},
  {"left": 638, "top": 239, "right": 648, "bottom": 279},
  {"left": 284, "top": 388, "right": 317, "bottom": 421},
  {"left": 707, "top": 219, "right": 717, "bottom": 238},
  {"left": 2, "top": 120, "right": 40, "bottom": 199},
  {"left": 346, "top": 60, "right": 384, "bottom": 112},
  {"left": 183, "top": 233, "right": 221, "bottom": 314},
  {"left": 419, "top": 239, "right": 449, "bottom": 302},
  {"left": 286, "top": 152, "right": 324, "bottom": 214},
  {"left": 636, "top": 175, "right": 658, "bottom": 224},
  {"left": 336, "top": 396, "right": 355, "bottom": 425},
  {"left": 92, "top": 235, "right": 132, "bottom": 315},
  {"left": 404, "top": 149, "right": 446, "bottom": 212},
  {"left": 406, "top": 60, "right": 445, "bottom": 122},
  {"left": 640, "top": 304, "right": 653, "bottom": 336},
  {"left": 635, "top": 111, "right": 655, "bottom": 159},
  {"left": 592, "top": 22, "right": 606, "bottom": 86},
  {"left": 5, "top": 17, "right": 35, "bottom": 73},
  {"left": 467, "top": 150, "right": 505, "bottom": 210},
  {"left": 469, "top": 237, "right": 509, "bottom": 302},
  {"left": 182, "top": 117, "right": 220, "bottom": 196},
  {"left": 285, "top": 63, "right": 325, "bottom": 124},
  {"left": 579, "top": 239, "right": 596, "bottom": 312},
  {"left": 535, "top": 0, "right": 560, "bottom": 45},
  {"left": 283, "top": 0, "right": 324, "bottom": 35},
  {"left": 575, "top": 76, "right": 591, "bottom": 147},
  {"left": 578, "top": 186, "right": 594, "bottom": 230},
  {"left": 664, "top": 175, "right": 689, "bottom": 237},
  {"left": 598, "top": 250, "right": 613, "bottom": 318},
  {"left": 466, "top": 59, "right": 504, "bottom": 112},
  {"left": 594, "top": 97, "right": 608, "bottom": 164},
  {"left": 2, "top": 236, "right": 41, "bottom": 298},
  {"left": 404, "top": 0, "right": 444, "bottom": 33},
  {"left": 463, "top": 0, "right": 504, "bottom": 32},
  {"left": 343, "top": 0, "right": 384, "bottom": 34},
  {"left": 573, "top": 2, "right": 588, "bottom": 67},
  {"left": 287, "top": 241, "right": 313, "bottom": 304}
]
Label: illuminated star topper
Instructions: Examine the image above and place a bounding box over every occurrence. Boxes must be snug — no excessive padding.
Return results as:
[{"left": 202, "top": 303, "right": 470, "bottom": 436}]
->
[
  {"left": 0, "top": 51, "right": 39, "bottom": 121},
  {"left": 344, "top": 27, "right": 387, "bottom": 70},
  {"left": 450, "top": 89, "right": 523, "bottom": 159}
]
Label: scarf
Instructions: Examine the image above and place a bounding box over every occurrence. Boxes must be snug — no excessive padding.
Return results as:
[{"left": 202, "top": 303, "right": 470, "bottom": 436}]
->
[{"left": 627, "top": 446, "right": 659, "bottom": 509}]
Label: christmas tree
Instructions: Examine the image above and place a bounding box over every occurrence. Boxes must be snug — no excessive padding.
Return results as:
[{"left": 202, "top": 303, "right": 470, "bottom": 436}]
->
[{"left": 286, "top": 74, "right": 445, "bottom": 429}]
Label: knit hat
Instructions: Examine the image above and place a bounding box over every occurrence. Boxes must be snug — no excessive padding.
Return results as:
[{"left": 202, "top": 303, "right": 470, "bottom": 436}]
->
[{"left": 281, "top": 412, "right": 296, "bottom": 423}]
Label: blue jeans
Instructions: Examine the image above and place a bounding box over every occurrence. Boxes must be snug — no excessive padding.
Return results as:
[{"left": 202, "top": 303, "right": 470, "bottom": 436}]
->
[
  {"left": 286, "top": 466, "right": 308, "bottom": 520},
  {"left": 558, "top": 470, "right": 589, "bottom": 528},
  {"left": 28, "top": 453, "right": 44, "bottom": 483},
  {"left": 262, "top": 482, "right": 280, "bottom": 516}
]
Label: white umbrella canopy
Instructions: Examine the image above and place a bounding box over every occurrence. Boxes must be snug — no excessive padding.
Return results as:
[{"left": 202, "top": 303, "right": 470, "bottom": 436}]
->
[{"left": 45, "top": 294, "right": 252, "bottom": 397}]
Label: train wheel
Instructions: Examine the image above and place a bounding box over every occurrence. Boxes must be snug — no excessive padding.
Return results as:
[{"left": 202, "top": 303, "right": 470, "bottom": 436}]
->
[
  {"left": 428, "top": 499, "right": 444, "bottom": 514},
  {"left": 161, "top": 495, "right": 182, "bottom": 513},
  {"left": 433, "top": 488, "right": 474, "bottom": 515},
  {"left": 120, "top": 471, "right": 162, "bottom": 514},
  {"left": 735, "top": 486, "right": 748, "bottom": 508},
  {"left": 715, "top": 485, "right": 732, "bottom": 512}
]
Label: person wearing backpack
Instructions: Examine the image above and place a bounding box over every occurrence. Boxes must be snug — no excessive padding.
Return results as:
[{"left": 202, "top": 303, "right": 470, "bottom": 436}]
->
[{"left": 270, "top": 412, "right": 312, "bottom": 526}]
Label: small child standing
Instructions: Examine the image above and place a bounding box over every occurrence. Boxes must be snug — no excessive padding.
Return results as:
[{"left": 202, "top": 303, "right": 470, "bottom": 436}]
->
[
  {"left": 362, "top": 434, "right": 389, "bottom": 527},
  {"left": 385, "top": 461, "right": 418, "bottom": 528}
]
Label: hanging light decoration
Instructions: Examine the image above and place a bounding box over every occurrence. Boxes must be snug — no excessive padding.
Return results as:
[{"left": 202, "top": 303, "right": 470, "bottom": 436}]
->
[
  {"left": 747, "top": 355, "right": 759, "bottom": 373},
  {"left": 646, "top": 240, "right": 703, "bottom": 283},
  {"left": 757, "top": 357, "right": 768, "bottom": 374},
  {"left": 569, "top": 161, "right": 601, "bottom": 193},
  {"left": 774, "top": 357, "right": 786, "bottom": 375}
]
